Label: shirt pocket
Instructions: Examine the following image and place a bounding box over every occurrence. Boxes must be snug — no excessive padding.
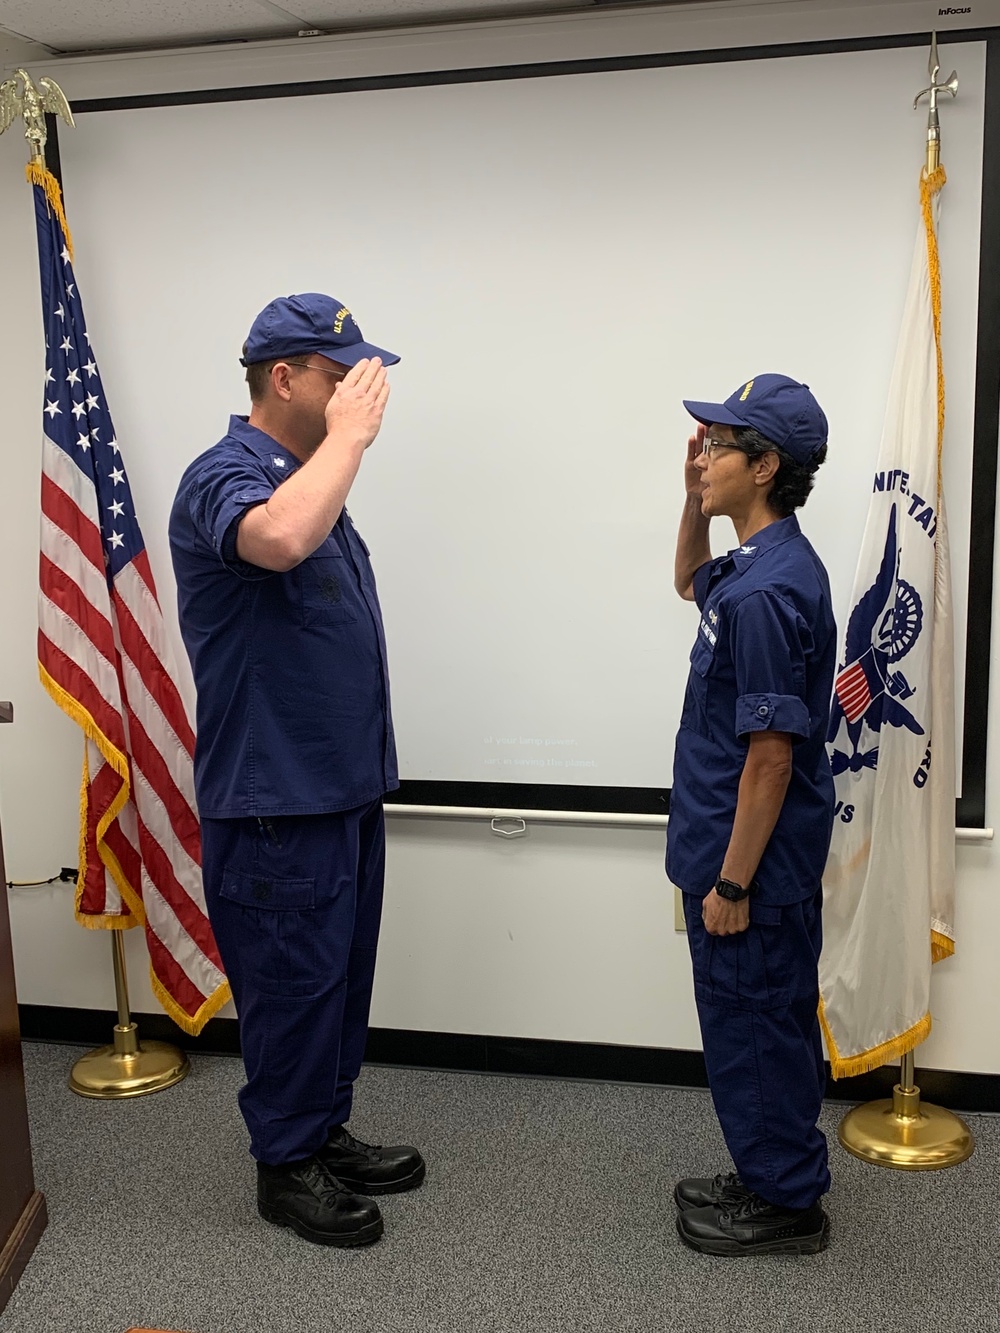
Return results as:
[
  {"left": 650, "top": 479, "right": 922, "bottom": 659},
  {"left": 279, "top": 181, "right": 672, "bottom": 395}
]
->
[
  {"left": 219, "top": 869, "right": 321, "bottom": 998},
  {"left": 680, "top": 633, "right": 715, "bottom": 739},
  {"left": 297, "top": 546, "right": 358, "bottom": 627}
]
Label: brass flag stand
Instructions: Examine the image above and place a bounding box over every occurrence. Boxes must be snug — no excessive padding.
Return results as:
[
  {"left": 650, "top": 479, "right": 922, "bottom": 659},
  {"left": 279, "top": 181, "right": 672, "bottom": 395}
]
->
[
  {"left": 70, "top": 929, "right": 190, "bottom": 1099},
  {"left": 839, "top": 1049, "right": 972, "bottom": 1170},
  {"left": 837, "top": 36, "right": 971, "bottom": 1173},
  {"left": 2, "top": 71, "right": 190, "bottom": 1100}
]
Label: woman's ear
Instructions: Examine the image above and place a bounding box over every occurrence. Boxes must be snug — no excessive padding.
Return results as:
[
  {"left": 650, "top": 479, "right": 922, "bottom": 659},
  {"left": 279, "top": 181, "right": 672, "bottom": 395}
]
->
[{"left": 754, "top": 451, "right": 780, "bottom": 487}]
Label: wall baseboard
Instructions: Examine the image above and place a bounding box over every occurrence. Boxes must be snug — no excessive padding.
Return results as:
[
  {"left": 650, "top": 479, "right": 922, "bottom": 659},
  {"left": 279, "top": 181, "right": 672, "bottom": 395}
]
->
[{"left": 17, "top": 1004, "right": 1000, "bottom": 1114}]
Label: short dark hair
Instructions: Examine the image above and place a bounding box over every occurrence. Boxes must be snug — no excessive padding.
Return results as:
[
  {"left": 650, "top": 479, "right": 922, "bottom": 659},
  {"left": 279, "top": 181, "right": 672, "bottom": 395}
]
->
[
  {"left": 244, "top": 349, "right": 281, "bottom": 403},
  {"left": 243, "top": 345, "right": 310, "bottom": 403},
  {"left": 734, "top": 425, "right": 827, "bottom": 517}
]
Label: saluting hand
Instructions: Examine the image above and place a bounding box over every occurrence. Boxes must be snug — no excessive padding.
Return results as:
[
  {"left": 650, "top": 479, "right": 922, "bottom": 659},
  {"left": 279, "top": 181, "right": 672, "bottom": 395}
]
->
[
  {"left": 685, "top": 423, "right": 707, "bottom": 502},
  {"left": 324, "top": 356, "right": 391, "bottom": 451}
]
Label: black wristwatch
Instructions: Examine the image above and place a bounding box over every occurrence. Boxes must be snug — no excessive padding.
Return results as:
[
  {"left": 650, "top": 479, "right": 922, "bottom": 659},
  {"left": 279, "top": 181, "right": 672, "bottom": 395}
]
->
[{"left": 714, "top": 875, "right": 753, "bottom": 902}]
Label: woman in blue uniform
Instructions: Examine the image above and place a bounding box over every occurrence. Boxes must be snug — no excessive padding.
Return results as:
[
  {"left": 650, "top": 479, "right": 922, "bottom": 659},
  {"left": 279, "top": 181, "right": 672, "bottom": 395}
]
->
[{"left": 667, "top": 374, "right": 836, "bottom": 1256}]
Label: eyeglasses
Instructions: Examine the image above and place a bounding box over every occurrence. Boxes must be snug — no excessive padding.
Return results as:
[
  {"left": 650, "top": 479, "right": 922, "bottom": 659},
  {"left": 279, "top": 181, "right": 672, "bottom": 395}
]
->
[
  {"left": 702, "top": 436, "right": 744, "bottom": 458},
  {"left": 286, "top": 361, "right": 348, "bottom": 383}
]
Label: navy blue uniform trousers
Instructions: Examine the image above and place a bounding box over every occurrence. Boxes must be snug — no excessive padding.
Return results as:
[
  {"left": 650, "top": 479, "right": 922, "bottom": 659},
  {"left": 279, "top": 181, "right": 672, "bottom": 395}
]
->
[
  {"left": 683, "top": 888, "right": 830, "bottom": 1211},
  {"left": 201, "top": 800, "right": 385, "bottom": 1166}
]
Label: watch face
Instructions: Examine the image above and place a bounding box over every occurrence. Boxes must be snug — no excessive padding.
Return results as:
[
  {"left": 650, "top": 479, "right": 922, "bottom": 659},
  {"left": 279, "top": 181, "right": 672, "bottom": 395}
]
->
[{"left": 716, "top": 878, "right": 747, "bottom": 901}]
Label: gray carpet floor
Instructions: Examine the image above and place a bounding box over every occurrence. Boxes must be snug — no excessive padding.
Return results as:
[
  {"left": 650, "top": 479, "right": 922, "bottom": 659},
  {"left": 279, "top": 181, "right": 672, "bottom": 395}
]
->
[{"left": 2, "top": 1043, "right": 999, "bottom": 1333}]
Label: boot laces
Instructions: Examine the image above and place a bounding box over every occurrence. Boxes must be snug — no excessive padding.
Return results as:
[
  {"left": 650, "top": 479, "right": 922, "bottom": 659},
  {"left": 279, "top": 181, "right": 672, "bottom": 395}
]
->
[
  {"left": 722, "top": 1191, "right": 776, "bottom": 1222},
  {"left": 713, "top": 1171, "right": 745, "bottom": 1200},
  {"left": 300, "top": 1157, "right": 354, "bottom": 1200},
  {"left": 332, "top": 1127, "right": 382, "bottom": 1161}
]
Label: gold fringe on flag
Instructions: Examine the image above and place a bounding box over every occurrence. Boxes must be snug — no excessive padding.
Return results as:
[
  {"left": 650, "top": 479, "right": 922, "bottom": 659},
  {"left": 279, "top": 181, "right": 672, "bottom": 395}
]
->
[
  {"left": 26, "top": 161, "right": 73, "bottom": 262},
  {"left": 923, "top": 164, "right": 956, "bottom": 968},
  {"left": 932, "top": 929, "right": 955, "bottom": 964},
  {"left": 151, "top": 970, "right": 232, "bottom": 1038},
  {"left": 37, "top": 665, "right": 135, "bottom": 920},
  {"left": 819, "top": 997, "right": 932, "bottom": 1080},
  {"left": 920, "top": 165, "right": 946, "bottom": 466}
]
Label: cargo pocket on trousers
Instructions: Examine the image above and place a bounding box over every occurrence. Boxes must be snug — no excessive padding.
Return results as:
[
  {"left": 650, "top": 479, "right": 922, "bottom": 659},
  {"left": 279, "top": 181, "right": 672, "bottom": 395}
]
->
[
  {"left": 219, "top": 869, "right": 320, "bottom": 998},
  {"left": 705, "top": 903, "right": 787, "bottom": 1012}
]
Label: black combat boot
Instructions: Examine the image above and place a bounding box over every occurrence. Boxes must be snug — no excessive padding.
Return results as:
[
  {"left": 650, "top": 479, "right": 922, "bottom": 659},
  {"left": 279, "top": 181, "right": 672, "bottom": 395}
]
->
[
  {"left": 673, "top": 1171, "right": 748, "bottom": 1212},
  {"left": 257, "top": 1155, "right": 383, "bottom": 1246},
  {"left": 318, "top": 1124, "right": 426, "bottom": 1195},
  {"left": 676, "top": 1189, "right": 829, "bottom": 1256}
]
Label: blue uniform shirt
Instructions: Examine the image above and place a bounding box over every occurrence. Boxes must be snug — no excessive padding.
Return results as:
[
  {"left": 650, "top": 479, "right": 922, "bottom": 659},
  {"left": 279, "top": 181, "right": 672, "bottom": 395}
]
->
[
  {"left": 666, "top": 515, "right": 836, "bottom": 905},
  {"left": 169, "top": 415, "right": 398, "bottom": 819}
]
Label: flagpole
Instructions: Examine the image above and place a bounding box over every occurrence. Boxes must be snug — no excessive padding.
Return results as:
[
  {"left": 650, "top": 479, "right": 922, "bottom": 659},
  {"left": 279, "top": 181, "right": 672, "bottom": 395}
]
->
[
  {"left": 837, "top": 35, "right": 971, "bottom": 1171},
  {"left": 1, "top": 71, "right": 192, "bottom": 1098},
  {"left": 69, "top": 929, "right": 190, "bottom": 1099}
]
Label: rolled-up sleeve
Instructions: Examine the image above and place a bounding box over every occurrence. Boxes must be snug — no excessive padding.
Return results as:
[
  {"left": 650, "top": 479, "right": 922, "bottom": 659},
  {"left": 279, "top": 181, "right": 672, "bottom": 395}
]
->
[
  {"left": 187, "top": 455, "right": 275, "bottom": 581},
  {"left": 730, "top": 591, "right": 812, "bottom": 739}
]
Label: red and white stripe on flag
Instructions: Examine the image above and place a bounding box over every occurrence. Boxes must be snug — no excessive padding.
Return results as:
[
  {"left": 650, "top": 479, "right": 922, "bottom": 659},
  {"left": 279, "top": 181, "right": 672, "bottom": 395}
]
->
[
  {"left": 834, "top": 660, "right": 873, "bottom": 725},
  {"left": 39, "top": 436, "right": 229, "bottom": 1034},
  {"left": 32, "top": 164, "right": 228, "bottom": 1036}
]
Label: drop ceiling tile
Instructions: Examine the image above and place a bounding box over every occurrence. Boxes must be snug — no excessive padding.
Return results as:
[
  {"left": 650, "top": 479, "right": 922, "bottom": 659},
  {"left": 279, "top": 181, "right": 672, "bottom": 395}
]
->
[
  {"left": 0, "top": 0, "right": 307, "bottom": 52},
  {"left": 0, "top": 27, "right": 52, "bottom": 64}
]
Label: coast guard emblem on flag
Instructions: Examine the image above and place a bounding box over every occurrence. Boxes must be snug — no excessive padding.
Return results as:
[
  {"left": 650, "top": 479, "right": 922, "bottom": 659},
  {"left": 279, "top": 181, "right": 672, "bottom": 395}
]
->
[
  {"left": 829, "top": 504, "right": 925, "bottom": 774},
  {"left": 819, "top": 162, "right": 956, "bottom": 1079}
]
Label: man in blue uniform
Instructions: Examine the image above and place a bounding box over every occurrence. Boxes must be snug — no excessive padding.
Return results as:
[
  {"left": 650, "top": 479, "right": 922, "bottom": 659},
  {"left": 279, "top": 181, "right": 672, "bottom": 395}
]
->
[
  {"left": 667, "top": 374, "right": 836, "bottom": 1256},
  {"left": 169, "top": 293, "right": 424, "bottom": 1248}
]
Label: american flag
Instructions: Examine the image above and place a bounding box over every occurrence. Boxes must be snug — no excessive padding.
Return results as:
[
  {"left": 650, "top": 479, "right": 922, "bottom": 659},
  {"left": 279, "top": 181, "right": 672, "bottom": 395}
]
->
[
  {"left": 30, "top": 163, "right": 229, "bottom": 1035},
  {"left": 833, "top": 647, "right": 885, "bottom": 726}
]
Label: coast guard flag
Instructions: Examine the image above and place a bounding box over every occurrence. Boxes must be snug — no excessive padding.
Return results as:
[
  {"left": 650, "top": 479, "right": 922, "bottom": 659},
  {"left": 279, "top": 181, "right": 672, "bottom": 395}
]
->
[
  {"left": 30, "top": 162, "right": 229, "bottom": 1035},
  {"left": 819, "top": 166, "right": 955, "bottom": 1078}
]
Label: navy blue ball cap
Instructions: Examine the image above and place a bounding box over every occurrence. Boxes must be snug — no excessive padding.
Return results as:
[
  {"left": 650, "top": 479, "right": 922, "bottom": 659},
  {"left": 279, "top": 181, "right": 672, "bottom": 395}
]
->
[
  {"left": 240, "top": 292, "right": 400, "bottom": 369},
  {"left": 683, "top": 373, "right": 828, "bottom": 466}
]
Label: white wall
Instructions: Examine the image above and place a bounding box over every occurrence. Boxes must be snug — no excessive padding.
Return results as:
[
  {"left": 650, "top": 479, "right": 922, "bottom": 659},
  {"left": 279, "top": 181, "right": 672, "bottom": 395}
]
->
[{"left": 2, "top": 0, "right": 999, "bottom": 1074}]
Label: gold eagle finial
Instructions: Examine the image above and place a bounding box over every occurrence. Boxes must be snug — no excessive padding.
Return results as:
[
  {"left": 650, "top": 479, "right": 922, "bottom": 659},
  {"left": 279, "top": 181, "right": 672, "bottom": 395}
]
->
[{"left": 0, "top": 68, "right": 74, "bottom": 164}]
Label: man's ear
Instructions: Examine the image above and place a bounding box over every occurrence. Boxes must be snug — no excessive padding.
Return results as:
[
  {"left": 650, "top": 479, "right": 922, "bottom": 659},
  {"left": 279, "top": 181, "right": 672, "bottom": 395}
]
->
[{"left": 271, "top": 361, "right": 295, "bottom": 402}]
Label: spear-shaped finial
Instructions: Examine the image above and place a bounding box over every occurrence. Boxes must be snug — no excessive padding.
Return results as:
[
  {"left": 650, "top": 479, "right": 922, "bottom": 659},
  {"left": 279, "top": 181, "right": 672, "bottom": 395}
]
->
[
  {"left": 914, "top": 33, "right": 958, "bottom": 174},
  {"left": 0, "top": 68, "right": 74, "bottom": 165}
]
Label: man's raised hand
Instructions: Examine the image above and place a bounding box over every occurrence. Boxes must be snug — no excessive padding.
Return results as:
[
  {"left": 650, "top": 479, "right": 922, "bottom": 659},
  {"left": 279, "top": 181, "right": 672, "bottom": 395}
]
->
[{"left": 325, "top": 357, "right": 391, "bottom": 450}]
